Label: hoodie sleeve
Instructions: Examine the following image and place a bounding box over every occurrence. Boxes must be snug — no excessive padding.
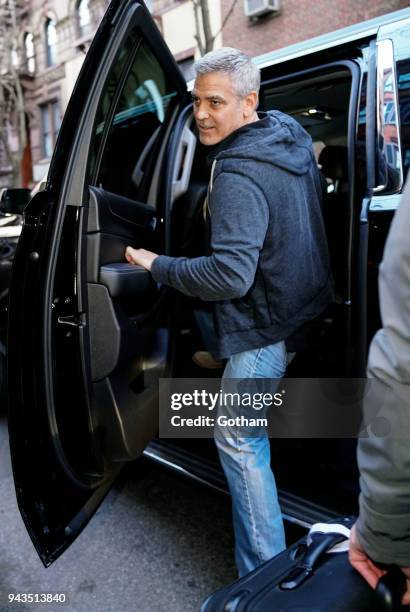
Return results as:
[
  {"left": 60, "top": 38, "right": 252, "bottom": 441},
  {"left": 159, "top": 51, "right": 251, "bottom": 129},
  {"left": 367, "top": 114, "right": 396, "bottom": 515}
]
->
[
  {"left": 355, "top": 178, "right": 410, "bottom": 566},
  {"left": 151, "top": 170, "right": 269, "bottom": 301}
]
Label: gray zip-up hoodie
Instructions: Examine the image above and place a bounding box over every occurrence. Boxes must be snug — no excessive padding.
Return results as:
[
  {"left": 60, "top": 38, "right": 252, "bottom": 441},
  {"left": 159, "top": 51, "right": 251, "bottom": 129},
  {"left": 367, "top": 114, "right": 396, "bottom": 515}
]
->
[{"left": 151, "top": 111, "right": 333, "bottom": 359}]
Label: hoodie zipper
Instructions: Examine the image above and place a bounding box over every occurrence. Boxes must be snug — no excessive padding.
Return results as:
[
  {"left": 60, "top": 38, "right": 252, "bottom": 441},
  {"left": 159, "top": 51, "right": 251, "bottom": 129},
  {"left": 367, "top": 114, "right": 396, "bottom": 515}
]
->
[{"left": 203, "top": 159, "right": 217, "bottom": 220}]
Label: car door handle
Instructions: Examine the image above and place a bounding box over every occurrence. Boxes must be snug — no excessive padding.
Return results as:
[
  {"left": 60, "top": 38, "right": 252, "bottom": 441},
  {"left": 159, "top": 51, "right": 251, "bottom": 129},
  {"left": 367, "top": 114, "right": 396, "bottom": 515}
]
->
[{"left": 99, "top": 263, "right": 153, "bottom": 298}]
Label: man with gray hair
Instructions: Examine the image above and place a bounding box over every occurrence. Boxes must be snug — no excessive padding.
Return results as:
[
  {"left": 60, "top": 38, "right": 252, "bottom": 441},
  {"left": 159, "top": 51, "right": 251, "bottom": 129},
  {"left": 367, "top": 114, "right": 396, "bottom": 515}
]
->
[{"left": 125, "top": 47, "right": 332, "bottom": 576}]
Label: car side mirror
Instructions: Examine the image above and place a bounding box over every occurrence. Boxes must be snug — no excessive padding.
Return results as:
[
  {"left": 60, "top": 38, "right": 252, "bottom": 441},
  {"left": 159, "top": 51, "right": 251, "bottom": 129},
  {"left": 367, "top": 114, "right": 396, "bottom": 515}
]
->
[{"left": 0, "top": 188, "right": 31, "bottom": 214}]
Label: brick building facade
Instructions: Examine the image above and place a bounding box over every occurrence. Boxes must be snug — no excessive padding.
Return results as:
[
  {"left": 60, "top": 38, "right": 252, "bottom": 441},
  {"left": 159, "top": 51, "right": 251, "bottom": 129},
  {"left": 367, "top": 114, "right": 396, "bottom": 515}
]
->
[
  {"left": 151, "top": 0, "right": 410, "bottom": 88},
  {"left": 220, "top": 0, "right": 410, "bottom": 56}
]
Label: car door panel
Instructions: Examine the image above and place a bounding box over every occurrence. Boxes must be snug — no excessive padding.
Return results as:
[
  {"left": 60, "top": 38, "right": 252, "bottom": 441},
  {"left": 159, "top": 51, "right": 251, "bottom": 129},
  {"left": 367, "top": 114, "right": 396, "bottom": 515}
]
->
[
  {"left": 86, "top": 187, "right": 158, "bottom": 280},
  {"left": 99, "top": 263, "right": 152, "bottom": 297},
  {"left": 7, "top": 0, "right": 187, "bottom": 567},
  {"left": 87, "top": 188, "right": 157, "bottom": 239}
]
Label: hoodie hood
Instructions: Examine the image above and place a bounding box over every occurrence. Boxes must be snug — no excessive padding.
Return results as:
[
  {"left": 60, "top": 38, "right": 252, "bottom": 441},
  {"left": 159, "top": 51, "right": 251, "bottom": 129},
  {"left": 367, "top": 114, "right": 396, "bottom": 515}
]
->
[{"left": 208, "top": 110, "right": 314, "bottom": 176}]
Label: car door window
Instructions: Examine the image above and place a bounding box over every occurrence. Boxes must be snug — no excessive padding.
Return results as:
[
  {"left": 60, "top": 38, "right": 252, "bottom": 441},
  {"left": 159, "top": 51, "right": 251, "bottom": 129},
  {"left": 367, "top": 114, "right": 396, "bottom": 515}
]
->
[
  {"left": 397, "top": 59, "right": 410, "bottom": 181},
  {"left": 89, "top": 39, "right": 178, "bottom": 201}
]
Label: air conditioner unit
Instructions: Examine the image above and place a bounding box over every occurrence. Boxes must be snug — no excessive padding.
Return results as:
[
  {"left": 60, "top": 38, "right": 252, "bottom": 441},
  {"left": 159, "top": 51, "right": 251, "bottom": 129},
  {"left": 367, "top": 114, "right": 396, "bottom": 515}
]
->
[{"left": 244, "top": 0, "right": 281, "bottom": 18}]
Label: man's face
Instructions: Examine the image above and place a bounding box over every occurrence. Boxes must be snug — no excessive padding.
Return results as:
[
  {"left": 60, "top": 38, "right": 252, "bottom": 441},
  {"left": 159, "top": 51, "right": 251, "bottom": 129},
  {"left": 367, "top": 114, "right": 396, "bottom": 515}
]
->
[{"left": 192, "top": 72, "right": 255, "bottom": 146}]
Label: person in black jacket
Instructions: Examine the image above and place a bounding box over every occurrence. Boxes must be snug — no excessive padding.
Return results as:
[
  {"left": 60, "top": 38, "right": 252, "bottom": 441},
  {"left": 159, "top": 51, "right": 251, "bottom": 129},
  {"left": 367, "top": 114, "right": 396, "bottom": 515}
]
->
[{"left": 126, "top": 47, "right": 332, "bottom": 576}]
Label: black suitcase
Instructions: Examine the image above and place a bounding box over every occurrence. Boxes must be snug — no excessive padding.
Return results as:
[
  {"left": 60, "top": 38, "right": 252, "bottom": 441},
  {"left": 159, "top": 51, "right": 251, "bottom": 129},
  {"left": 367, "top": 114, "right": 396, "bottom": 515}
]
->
[{"left": 201, "top": 517, "right": 407, "bottom": 611}]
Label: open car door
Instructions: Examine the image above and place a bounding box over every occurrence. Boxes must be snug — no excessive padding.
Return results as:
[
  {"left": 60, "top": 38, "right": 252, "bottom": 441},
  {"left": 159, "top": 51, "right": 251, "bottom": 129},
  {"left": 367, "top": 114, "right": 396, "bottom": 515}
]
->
[
  {"left": 356, "top": 23, "right": 405, "bottom": 376},
  {"left": 7, "top": 0, "right": 188, "bottom": 567}
]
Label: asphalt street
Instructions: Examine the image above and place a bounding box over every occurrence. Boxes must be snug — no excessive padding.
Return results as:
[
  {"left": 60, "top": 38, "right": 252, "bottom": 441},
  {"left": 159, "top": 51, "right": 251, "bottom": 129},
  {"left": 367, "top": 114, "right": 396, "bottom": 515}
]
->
[{"left": 0, "top": 415, "right": 238, "bottom": 612}]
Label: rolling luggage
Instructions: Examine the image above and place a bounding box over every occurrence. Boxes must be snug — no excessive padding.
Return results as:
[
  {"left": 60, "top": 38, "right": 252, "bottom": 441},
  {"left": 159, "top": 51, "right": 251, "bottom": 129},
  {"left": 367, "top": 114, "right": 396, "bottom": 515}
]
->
[{"left": 201, "top": 517, "right": 407, "bottom": 611}]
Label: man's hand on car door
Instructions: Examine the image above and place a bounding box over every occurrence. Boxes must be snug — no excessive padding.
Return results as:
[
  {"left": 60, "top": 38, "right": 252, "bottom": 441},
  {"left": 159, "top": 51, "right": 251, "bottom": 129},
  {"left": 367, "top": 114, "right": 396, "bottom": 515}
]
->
[{"left": 125, "top": 246, "right": 158, "bottom": 271}]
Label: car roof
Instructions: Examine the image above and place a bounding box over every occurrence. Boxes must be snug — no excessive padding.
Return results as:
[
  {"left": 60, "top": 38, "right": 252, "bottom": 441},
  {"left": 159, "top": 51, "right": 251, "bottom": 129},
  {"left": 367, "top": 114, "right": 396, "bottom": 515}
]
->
[{"left": 254, "top": 7, "right": 410, "bottom": 69}]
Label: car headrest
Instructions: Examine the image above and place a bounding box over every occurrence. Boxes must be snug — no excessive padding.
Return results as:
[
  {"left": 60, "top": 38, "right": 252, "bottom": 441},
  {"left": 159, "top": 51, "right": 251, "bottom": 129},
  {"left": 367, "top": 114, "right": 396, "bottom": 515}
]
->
[{"left": 318, "top": 146, "right": 348, "bottom": 181}]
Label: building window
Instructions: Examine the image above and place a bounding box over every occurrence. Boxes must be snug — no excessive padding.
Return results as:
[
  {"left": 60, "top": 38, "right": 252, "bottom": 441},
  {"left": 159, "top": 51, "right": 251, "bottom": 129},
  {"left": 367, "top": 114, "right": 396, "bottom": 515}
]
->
[
  {"left": 77, "top": 0, "right": 92, "bottom": 38},
  {"left": 178, "top": 57, "right": 195, "bottom": 81},
  {"left": 11, "top": 44, "right": 19, "bottom": 69},
  {"left": 24, "top": 33, "right": 35, "bottom": 73},
  {"left": 0, "top": 137, "right": 11, "bottom": 172},
  {"left": 45, "top": 19, "right": 57, "bottom": 67},
  {"left": 40, "top": 101, "right": 61, "bottom": 158}
]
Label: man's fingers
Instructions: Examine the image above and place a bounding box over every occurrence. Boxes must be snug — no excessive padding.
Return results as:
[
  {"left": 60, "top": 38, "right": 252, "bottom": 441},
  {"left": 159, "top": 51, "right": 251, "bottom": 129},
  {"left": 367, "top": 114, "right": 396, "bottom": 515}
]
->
[
  {"left": 348, "top": 528, "right": 386, "bottom": 590},
  {"left": 350, "top": 558, "right": 383, "bottom": 589},
  {"left": 125, "top": 246, "right": 137, "bottom": 263},
  {"left": 367, "top": 559, "right": 387, "bottom": 581},
  {"left": 349, "top": 526, "right": 410, "bottom": 603},
  {"left": 352, "top": 560, "right": 410, "bottom": 605}
]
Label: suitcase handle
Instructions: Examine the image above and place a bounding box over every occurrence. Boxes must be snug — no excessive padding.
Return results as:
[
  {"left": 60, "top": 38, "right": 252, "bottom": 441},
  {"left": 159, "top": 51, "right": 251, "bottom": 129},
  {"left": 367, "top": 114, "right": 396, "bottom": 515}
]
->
[
  {"left": 280, "top": 531, "right": 407, "bottom": 611},
  {"left": 376, "top": 566, "right": 407, "bottom": 611},
  {"left": 279, "top": 531, "right": 346, "bottom": 590}
]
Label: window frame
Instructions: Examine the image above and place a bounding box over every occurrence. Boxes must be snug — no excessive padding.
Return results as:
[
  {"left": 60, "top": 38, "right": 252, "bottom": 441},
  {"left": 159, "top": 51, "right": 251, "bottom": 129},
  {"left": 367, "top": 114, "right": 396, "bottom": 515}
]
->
[
  {"left": 76, "top": 0, "right": 93, "bottom": 40},
  {"left": 24, "top": 32, "right": 36, "bottom": 74},
  {"left": 45, "top": 18, "right": 58, "bottom": 68}
]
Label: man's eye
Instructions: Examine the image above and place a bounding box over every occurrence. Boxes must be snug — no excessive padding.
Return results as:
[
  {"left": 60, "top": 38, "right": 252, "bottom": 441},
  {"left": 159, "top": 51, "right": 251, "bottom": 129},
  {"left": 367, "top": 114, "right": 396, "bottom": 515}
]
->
[{"left": 211, "top": 100, "right": 221, "bottom": 106}]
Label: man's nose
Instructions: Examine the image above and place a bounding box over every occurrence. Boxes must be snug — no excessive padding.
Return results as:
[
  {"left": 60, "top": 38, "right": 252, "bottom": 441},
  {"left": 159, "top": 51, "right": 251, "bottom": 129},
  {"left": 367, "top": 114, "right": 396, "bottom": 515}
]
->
[{"left": 194, "top": 104, "right": 209, "bottom": 120}]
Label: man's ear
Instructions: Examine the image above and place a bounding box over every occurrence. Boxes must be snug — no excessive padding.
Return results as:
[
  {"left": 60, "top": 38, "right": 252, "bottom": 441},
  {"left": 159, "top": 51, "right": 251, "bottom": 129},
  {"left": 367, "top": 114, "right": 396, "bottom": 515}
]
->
[{"left": 243, "top": 91, "right": 258, "bottom": 117}]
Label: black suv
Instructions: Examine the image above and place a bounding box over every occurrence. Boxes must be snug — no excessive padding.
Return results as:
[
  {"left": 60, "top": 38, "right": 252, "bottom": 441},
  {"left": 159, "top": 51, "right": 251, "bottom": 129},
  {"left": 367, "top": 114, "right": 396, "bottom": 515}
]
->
[{"left": 5, "top": 0, "right": 410, "bottom": 569}]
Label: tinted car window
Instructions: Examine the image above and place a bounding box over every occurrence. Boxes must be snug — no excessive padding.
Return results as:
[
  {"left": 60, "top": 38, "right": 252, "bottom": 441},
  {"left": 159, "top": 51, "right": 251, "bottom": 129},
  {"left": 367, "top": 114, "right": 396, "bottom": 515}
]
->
[
  {"left": 89, "top": 38, "right": 178, "bottom": 200},
  {"left": 397, "top": 59, "right": 410, "bottom": 182}
]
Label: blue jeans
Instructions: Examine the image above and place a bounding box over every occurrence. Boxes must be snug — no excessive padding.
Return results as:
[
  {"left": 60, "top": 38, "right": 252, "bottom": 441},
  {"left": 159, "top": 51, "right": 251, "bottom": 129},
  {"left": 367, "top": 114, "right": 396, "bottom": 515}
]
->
[{"left": 214, "top": 341, "right": 287, "bottom": 577}]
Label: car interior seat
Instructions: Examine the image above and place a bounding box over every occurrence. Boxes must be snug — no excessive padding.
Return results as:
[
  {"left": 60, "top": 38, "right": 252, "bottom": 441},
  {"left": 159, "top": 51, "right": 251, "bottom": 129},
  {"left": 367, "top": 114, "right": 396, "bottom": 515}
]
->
[{"left": 318, "top": 145, "right": 350, "bottom": 301}]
